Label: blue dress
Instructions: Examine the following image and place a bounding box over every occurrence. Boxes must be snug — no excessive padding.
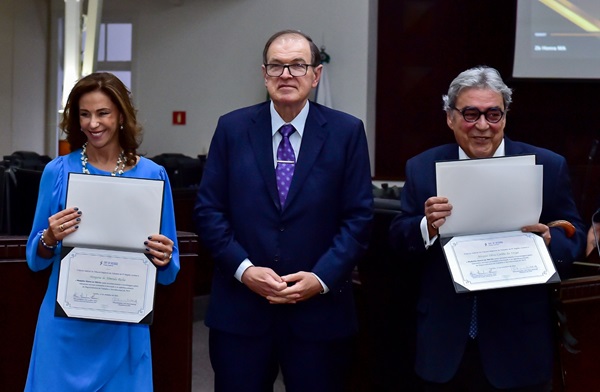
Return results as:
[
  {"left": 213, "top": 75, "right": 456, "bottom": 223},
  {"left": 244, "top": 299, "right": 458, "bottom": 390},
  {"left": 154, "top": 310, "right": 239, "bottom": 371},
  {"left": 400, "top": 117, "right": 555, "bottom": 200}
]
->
[{"left": 25, "top": 150, "right": 180, "bottom": 391}]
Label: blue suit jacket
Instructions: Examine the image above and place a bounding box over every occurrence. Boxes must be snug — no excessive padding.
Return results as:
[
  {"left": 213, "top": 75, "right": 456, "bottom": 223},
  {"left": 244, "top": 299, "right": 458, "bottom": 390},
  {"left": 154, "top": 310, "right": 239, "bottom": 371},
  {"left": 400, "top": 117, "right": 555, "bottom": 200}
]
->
[
  {"left": 389, "top": 139, "right": 586, "bottom": 388},
  {"left": 194, "top": 101, "right": 373, "bottom": 341}
]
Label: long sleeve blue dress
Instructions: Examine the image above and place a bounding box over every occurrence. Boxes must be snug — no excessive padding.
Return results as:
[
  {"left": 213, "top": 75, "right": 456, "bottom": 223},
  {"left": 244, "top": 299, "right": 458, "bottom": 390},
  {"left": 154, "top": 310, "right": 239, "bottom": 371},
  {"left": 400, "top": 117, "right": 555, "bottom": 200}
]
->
[{"left": 24, "top": 150, "right": 180, "bottom": 391}]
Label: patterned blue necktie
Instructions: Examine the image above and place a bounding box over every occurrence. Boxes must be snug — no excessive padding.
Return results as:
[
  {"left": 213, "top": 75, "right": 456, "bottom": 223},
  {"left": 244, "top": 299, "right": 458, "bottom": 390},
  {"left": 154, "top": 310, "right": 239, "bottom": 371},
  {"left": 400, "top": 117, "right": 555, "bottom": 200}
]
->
[
  {"left": 276, "top": 124, "right": 296, "bottom": 207},
  {"left": 469, "top": 296, "right": 478, "bottom": 339}
]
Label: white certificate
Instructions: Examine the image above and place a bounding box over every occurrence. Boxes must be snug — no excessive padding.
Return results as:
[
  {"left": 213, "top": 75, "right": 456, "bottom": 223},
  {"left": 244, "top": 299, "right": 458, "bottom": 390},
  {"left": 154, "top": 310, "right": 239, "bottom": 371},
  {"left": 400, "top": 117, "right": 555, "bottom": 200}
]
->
[
  {"left": 434, "top": 155, "right": 561, "bottom": 292},
  {"left": 436, "top": 155, "right": 542, "bottom": 237},
  {"left": 57, "top": 173, "right": 164, "bottom": 323},
  {"left": 63, "top": 173, "right": 164, "bottom": 250},
  {"left": 443, "top": 231, "right": 558, "bottom": 292},
  {"left": 56, "top": 247, "right": 157, "bottom": 324}
]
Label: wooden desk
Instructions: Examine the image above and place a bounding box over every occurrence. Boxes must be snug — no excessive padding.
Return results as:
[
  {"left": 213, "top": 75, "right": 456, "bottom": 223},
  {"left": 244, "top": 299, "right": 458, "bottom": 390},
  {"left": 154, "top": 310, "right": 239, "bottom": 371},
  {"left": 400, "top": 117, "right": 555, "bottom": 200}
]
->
[
  {"left": 555, "top": 273, "right": 600, "bottom": 391},
  {"left": 0, "top": 232, "right": 197, "bottom": 392},
  {"left": 172, "top": 187, "right": 214, "bottom": 296}
]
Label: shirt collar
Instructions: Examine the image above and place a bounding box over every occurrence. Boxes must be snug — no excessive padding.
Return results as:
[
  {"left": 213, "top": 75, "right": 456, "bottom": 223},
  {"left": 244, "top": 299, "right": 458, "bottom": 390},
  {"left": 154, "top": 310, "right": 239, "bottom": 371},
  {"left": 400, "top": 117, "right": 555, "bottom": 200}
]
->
[
  {"left": 270, "top": 100, "right": 309, "bottom": 137},
  {"left": 458, "top": 139, "right": 505, "bottom": 159}
]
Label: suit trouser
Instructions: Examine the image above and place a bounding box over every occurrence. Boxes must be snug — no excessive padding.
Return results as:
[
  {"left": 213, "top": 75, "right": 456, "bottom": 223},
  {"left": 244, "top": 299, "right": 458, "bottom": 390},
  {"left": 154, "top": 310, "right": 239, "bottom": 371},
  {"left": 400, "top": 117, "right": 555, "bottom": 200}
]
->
[
  {"left": 209, "top": 323, "right": 354, "bottom": 392},
  {"left": 421, "top": 339, "right": 552, "bottom": 392}
]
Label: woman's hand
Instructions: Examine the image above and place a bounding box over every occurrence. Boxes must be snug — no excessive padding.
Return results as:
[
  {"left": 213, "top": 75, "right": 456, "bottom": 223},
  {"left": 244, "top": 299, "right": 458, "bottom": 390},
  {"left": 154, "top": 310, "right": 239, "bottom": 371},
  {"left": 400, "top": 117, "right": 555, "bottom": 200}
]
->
[
  {"left": 37, "top": 207, "right": 81, "bottom": 257},
  {"left": 46, "top": 207, "right": 82, "bottom": 244},
  {"left": 144, "top": 234, "right": 174, "bottom": 267}
]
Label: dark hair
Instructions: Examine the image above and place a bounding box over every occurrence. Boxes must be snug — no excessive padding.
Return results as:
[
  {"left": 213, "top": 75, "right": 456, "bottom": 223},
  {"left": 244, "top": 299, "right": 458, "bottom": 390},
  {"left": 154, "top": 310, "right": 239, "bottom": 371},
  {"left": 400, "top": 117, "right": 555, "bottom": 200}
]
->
[
  {"left": 60, "top": 72, "right": 141, "bottom": 166},
  {"left": 262, "top": 30, "right": 321, "bottom": 66}
]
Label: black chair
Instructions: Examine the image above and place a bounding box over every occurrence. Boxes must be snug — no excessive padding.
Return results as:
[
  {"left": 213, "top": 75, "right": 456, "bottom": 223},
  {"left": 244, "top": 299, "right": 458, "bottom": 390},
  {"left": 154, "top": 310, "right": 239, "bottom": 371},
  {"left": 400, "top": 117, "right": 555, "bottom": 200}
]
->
[
  {"left": 3, "top": 167, "right": 43, "bottom": 235},
  {"left": 0, "top": 151, "right": 49, "bottom": 235},
  {"left": 150, "top": 153, "right": 203, "bottom": 189},
  {"left": 0, "top": 165, "right": 6, "bottom": 234},
  {"left": 3, "top": 151, "right": 51, "bottom": 171}
]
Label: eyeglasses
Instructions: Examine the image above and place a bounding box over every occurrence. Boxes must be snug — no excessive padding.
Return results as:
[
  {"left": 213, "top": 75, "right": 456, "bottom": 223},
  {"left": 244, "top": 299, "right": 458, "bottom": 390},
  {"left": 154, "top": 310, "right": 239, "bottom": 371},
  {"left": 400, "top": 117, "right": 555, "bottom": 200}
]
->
[
  {"left": 264, "top": 63, "right": 313, "bottom": 77},
  {"left": 452, "top": 106, "right": 505, "bottom": 124}
]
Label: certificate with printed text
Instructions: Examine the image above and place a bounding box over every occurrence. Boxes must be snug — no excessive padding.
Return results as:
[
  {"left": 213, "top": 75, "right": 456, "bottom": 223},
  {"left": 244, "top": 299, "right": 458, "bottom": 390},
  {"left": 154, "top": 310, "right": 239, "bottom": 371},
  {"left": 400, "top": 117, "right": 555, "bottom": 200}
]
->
[
  {"left": 56, "top": 173, "right": 164, "bottom": 324},
  {"left": 435, "top": 155, "right": 561, "bottom": 292},
  {"left": 443, "top": 231, "right": 558, "bottom": 292},
  {"left": 56, "top": 247, "right": 157, "bottom": 324}
]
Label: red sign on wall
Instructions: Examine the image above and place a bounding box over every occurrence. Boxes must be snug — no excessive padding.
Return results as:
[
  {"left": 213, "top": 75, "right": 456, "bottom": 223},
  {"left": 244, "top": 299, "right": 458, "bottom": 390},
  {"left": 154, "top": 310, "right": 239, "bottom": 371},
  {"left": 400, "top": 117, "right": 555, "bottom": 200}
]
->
[{"left": 172, "top": 111, "right": 186, "bottom": 125}]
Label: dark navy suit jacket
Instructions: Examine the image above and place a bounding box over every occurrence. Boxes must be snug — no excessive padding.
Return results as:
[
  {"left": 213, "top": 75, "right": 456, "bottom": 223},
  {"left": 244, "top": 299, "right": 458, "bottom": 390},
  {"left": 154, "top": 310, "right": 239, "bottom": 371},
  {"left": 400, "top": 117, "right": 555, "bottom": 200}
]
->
[
  {"left": 194, "top": 101, "right": 373, "bottom": 341},
  {"left": 389, "top": 138, "right": 586, "bottom": 388}
]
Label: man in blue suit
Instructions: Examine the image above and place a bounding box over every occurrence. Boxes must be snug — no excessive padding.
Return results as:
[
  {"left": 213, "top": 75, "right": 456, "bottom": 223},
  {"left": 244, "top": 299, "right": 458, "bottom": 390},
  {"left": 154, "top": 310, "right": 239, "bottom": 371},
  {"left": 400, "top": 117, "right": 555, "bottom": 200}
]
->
[
  {"left": 389, "top": 66, "right": 586, "bottom": 391},
  {"left": 194, "top": 30, "right": 373, "bottom": 392}
]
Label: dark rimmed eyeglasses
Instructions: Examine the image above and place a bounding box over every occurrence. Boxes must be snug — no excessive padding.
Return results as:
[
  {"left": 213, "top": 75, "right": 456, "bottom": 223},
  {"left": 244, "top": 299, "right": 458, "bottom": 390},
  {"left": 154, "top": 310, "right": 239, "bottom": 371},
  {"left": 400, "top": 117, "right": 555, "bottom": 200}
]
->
[
  {"left": 264, "top": 63, "right": 314, "bottom": 77},
  {"left": 452, "top": 106, "right": 505, "bottom": 124}
]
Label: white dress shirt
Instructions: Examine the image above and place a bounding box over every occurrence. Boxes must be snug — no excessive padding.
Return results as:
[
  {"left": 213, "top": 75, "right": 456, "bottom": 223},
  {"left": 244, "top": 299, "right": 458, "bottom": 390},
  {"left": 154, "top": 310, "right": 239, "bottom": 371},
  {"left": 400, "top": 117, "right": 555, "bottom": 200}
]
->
[{"left": 234, "top": 101, "right": 329, "bottom": 293}]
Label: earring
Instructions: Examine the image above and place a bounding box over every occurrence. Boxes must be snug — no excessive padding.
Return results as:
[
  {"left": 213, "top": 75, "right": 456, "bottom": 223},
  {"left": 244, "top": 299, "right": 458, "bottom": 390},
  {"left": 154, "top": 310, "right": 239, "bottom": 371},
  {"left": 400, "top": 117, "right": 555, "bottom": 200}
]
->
[{"left": 120, "top": 124, "right": 124, "bottom": 130}]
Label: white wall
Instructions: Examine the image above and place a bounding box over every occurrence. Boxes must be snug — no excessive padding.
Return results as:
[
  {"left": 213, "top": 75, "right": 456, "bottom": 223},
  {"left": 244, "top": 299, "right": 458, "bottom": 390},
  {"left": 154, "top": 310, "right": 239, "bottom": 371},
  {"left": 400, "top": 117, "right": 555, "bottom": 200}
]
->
[
  {"left": 0, "top": 0, "right": 48, "bottom": 159},
  {"left": 0, "top": 1, "right": 14, "bottom": 158},
  {"left": 3, "top": 0, "right": 377, "bottom": 171},
  {"left": 129, "top": 0, "right": 376, "bottom": 169}
]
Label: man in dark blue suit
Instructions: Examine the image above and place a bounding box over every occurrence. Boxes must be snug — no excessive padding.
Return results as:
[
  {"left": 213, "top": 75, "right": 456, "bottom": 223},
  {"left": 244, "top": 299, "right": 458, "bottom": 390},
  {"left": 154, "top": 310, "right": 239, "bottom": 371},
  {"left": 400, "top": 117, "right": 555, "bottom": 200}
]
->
[
  {"left": 389, "top": 66, "right": 586, "bottom": 391},
  {"left": 194, "top": 30, "right": 373, "bottom": 392}
]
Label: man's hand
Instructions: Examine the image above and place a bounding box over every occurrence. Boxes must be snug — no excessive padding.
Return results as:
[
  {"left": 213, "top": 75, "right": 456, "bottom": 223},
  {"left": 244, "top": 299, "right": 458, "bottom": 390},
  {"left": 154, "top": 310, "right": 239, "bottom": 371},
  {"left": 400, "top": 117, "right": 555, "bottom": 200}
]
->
[
  {"left": 241, "top": 266, "right": 287, "bottom": 298},
  {"left": 586, "top": 225, "right": 597, "bottom": 257},
  {"left": 266, "top": 272, "right": 323, "bottom": 304},
  {"left": 521, "top": 223, "right": 551, "bottom": 246},
  {"left": 425, "top": 196, "right": 452, "bottom": 238}
]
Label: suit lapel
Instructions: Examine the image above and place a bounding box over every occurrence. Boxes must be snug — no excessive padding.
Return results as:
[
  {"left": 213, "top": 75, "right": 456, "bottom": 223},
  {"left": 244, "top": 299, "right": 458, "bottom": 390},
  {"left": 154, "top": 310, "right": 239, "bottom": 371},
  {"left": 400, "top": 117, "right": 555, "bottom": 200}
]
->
[
  {"left": 248, "top": 103, "right": 280, "bottom": 209},
  {"left": 440, "top": 144, "right": 459, "bottom": 161},
  {"left": 503, "top": 137, "right": 522, "bottom": 157},
  {"left": 284, "top": 103, "right": 328, "bottom": 209}
]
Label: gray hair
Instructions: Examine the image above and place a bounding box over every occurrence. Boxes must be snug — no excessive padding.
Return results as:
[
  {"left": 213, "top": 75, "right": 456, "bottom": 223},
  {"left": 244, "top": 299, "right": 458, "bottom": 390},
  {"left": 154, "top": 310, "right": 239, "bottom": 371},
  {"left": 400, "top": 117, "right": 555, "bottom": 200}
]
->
[{"left": 442, "top": 66, "right": 513, "bottom": 113}]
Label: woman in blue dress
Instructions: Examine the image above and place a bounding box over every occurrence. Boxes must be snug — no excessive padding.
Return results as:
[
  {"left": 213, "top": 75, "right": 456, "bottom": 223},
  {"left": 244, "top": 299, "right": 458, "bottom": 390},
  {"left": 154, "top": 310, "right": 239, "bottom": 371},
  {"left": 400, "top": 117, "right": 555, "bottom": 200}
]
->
[{"left": 25, "top": 72, "right": 180, "bottom": 391}]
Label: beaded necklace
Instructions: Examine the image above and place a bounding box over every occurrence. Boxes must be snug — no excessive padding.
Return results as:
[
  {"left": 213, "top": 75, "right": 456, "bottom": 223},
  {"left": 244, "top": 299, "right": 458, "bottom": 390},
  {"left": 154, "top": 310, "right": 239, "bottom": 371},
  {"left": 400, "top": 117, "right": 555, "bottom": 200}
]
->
[{"left": 80, "top": 142, "right": 125, "bottom": 176}]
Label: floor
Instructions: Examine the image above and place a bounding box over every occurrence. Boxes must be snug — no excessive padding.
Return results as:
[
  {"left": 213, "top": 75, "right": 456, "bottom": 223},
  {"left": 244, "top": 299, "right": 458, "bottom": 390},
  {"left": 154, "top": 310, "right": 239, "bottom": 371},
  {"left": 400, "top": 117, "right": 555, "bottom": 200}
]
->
[
  {"left": 191, "top": 295, "right": 285, "bottom": 391},
  {"left": 191, "top": 316, "right": 214, "bottom": 391}
]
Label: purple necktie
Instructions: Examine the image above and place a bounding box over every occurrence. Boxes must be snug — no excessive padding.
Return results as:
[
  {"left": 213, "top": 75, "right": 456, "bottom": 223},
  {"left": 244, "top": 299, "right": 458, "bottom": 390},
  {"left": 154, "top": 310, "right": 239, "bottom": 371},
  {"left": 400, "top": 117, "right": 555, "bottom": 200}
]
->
[
  {"left": 276, "top": 124, "right": 296, "bottom": 207},
  {"left": 469, "top": 296, "right": 478, "bottom": 338}
]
